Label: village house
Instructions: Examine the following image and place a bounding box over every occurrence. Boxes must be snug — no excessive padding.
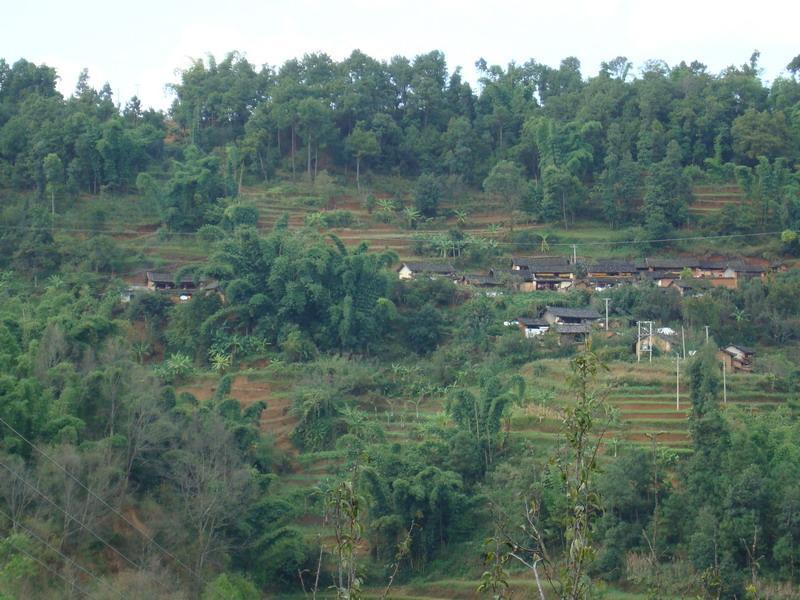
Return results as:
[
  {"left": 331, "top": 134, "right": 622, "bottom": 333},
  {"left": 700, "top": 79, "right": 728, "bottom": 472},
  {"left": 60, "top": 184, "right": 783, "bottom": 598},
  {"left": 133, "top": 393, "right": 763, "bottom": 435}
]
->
[
  {"left": 145, "top": 271, "right": 199, "bottom": 291},
  {"left": 397, "top": 262, "right": 456, "bottom": 281},
  {"left": 643, "top": 257, "right": 700, "bottom": 276},
  {"left": 460, "top": 273, "right": 503, "bottom": 288},
  {"left": 718, "top": 344, "right": 756, "bottom": 372},
  {"left": 725, "top": 263, "right": 768, "bottom": 281},
  {"left": 542, "top": 305, "right": 601, "bottom": 326},
  {"left": 511, "top": 256, "right": 574, "bottom": 291},
  {"left": 488, "top": 269, "right": 536, "bottom": 292},
  {"left": 517, "top": 317, "right": 550, "bottom": 338},
  {"left": 587, "top": 260, "right": 638, "bottom": 280},
  {"left": 555, "top": 323, "right": 592, "bottom": 345},
  {"left": 664, "top": 279, "right": 709, "bottom": 297}
]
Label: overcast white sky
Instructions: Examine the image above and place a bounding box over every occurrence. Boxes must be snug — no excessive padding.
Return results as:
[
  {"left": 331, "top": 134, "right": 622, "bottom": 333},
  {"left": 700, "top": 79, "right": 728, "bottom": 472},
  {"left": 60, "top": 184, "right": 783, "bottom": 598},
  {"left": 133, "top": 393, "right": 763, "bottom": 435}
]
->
[{"left": 3, "top": 0, "right": 799, "bottom": 111}]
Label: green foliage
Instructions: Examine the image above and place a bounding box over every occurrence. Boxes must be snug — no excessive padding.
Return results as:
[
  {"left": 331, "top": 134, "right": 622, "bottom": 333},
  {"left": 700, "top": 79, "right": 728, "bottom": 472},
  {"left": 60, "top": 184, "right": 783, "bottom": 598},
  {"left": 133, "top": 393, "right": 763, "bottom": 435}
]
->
[
  {"left": 414, "top": 172, "right": 442, "bottom": 217},
  {"left": 202, "top": 573, "right": 260, "bottom": 600}
]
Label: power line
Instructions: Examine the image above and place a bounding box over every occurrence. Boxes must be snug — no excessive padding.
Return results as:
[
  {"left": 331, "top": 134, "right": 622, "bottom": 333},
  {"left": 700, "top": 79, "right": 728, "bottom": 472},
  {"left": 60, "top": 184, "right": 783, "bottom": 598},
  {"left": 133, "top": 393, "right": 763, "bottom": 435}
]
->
[
  {"left": 0, "top": 416, "right": 206, "bottom": 589},
  {"left": 0, "top": 456, "right": 144, "bottom": 577},
  {"left": 1, "top": 528, "right": 91, "bottom": 599},
  {"left": 0, "top": 505, "right": 122, "bottom": 599},
  {"left": 0, "top": 222, "right": 784, "bottom": 248}
]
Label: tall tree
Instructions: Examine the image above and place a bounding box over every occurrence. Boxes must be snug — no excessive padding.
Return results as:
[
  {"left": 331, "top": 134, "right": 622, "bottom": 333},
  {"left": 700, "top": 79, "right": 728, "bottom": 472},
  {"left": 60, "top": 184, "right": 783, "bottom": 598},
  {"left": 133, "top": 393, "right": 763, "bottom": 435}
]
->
[{"left": 346, "top": 123, "right": 379, "bottom": 195}]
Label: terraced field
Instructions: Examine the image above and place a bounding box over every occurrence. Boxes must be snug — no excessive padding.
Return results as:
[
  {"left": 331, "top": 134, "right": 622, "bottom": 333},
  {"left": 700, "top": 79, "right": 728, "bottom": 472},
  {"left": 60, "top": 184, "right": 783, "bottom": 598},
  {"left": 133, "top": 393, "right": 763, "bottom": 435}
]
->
[
  {"left": 513, "top": 358, "right": 785, "bottom": 452},
  {"left": 690, "top": 184, "right": 747, "bottom": 216},
  {"left": 239, "top": 184, "right": 541, "bottom": 259}
]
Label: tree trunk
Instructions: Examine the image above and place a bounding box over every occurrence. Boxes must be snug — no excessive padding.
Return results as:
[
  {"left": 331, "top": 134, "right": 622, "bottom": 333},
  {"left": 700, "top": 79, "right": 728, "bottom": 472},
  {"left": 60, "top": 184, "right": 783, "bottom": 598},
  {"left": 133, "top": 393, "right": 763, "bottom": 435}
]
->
[
  {"left": 562, "top": 190, "right": 569, "bottom": 230},
  {"left": 291, "top": 125, "right": 296, "bottom": 180},
  {"left": 356, "top": 156, "right": 361, "bottom": 195},
  {"left": 307, "top": 134, "right": 312, "bottom": 181}
]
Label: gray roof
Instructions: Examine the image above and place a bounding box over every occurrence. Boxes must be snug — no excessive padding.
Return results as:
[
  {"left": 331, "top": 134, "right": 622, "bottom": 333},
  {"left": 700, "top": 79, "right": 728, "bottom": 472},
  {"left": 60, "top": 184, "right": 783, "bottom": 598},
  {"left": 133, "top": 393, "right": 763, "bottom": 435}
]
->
[
  {"left": 463, "top": 274, "right": 501, "bottom": 286},
  {"left": 727, "top": 262, "right": 767, "bottom": 273},
  {"left": 518, "top": 317, "right": 548, "bottom": 328},
  {"left": 490, "top": 269, "right": 534, "bottom": 282},
  {"left": 544, "top": 306, "right": 601, "bottom": 320},
  {"left": 512, "top": 256, "right": 572, "bottom": 271},
  {"left": 725, "top": 344, "right": 755, "bottom": 355},
  {"left": 399, "top": 262, "right": 456, "bottom": 274},
  {"left": 588, "top": 260, "right": 638, "bottom": 274},
  {"left": 646, "top": 257, "right": 700, "bottom": 270},
  {"left": 555, "top": 323, "right": 592, "bottom": 334},
  {"left": 146, "top": 271, "right": 197, "bottom": 285}
]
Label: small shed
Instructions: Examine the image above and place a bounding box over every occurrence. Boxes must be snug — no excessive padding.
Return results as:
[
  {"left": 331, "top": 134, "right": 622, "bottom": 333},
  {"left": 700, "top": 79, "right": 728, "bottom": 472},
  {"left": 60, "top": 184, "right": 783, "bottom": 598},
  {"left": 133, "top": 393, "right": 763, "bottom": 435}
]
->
[
  {"left": 145, "top": 271, "right": 198, "bottom": 291},
  {"left": 518, "top": 317, "right": 550, "bottom": 338},
  {"left": 397, "top": 262, "right": 456, "bottom": 280},
  {"left": 718, "top": 345, "right": 755, "bottom": 372},
  {"left": 666, "top": 279, "right": 708, "bottom": 297},
  {"left": 555, "top": 323, "right": 591, "bottom": 345},
  {"left": 460, "top": 273, "right": 502, "bottom": 288},
  {"left": 542, "top": 306, "right": 601, "bottom": 325}
]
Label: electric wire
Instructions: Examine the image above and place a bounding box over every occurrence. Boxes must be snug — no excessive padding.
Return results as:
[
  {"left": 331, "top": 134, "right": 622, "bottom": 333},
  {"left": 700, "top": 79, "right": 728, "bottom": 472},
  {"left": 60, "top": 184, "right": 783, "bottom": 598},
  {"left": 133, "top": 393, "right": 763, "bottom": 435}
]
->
[
  {"left": 0, "top": 416, "right": 207, "bottom": 589},
  {"left": 0, "top": 455, "right": 144, "bottom": 576},
  {"left": 0, "top": 505, "right": 123, "bottom": 599}
]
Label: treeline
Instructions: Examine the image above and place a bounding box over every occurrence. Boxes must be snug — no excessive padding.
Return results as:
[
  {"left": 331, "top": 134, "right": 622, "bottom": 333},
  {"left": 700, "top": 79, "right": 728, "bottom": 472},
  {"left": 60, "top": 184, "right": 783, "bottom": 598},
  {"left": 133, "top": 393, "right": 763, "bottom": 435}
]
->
[{"left": 2, "top": 50, "right": 800, "bottom": 234}]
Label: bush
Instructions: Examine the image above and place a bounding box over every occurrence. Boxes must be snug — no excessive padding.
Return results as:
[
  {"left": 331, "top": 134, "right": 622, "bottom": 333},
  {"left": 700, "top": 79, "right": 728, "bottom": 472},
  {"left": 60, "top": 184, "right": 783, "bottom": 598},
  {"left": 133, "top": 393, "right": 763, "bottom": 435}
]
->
[
  {"left": 202, "top": 573, "right": 260, "bottom": 600},
  {"left": 303, "top": 209, "right": 355, "bottom": 228},
  {"left": 198, "top": 224, "right": 226, "bottom": 243}
]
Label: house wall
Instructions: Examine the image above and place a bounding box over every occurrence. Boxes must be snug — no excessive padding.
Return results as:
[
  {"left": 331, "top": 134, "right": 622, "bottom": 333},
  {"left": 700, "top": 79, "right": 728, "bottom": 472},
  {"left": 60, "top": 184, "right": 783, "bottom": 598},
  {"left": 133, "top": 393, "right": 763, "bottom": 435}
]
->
[
  {"left": 398, "top": 266, "right": 413, "bottom": 280},
  {"left": 708, "top": 278, "right": 737, "bottom": 289}
]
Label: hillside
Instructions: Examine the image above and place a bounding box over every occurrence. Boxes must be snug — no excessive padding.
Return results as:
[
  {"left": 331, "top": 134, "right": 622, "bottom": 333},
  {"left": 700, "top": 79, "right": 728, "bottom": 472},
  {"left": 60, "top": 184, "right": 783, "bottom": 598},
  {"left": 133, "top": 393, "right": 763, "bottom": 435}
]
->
[{"left": 3, "top": 47, "right": 800, "bottom": 600}]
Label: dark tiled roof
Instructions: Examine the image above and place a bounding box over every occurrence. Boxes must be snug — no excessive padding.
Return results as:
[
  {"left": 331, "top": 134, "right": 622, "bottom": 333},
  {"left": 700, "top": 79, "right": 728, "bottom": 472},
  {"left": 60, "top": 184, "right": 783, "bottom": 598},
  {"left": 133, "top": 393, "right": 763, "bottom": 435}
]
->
[
  {"left": 463, "top": 274, "right": 501, "bottom": 285},
  {"left": 696, "top": 260, "right": 729, "bottom": 270},
  {"left": 545, "top": 306, "right": 601, "bottom": 320},
  {"left": 512, "top": 256, "right": 572, "bottom": 271},
  {"left": 146, "top": 271, "right": 197, "bottom": 285},
  {"left": 727, "top": 262, "right": 767, "bottom": 273},
  {"left": 588, "top": 260, "right": 638, "bottom": 274},
  {"left": 556, "top": 323, "right": 592, "bottom": 334},
  {"left": 646, "top": 257, "right": 701, "bottom": 270},
  {"left": 490, "top": 269, "right": 534, "bottom": 282},
  {"left": 400, "top": 262, "right": 456, "bottom": 274},
  {"left": 518, "top": 317, "right": 548, "bottom": 328}
]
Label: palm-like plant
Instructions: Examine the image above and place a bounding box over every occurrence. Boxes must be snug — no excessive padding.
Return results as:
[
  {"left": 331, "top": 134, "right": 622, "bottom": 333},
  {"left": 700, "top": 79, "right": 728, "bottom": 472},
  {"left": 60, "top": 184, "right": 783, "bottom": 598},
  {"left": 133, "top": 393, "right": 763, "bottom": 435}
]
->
[
  {"left": 210, "top": 350, "right": 232, "bottom": 373},
  {"left": 453, "top": 209, "right": 469, "bottom": 227},
  {"left": 402, "top": 207, "right": 421, "bottom": 229},
  {"left": 538, "top": 232, "right": 550, "bottom": 253}
]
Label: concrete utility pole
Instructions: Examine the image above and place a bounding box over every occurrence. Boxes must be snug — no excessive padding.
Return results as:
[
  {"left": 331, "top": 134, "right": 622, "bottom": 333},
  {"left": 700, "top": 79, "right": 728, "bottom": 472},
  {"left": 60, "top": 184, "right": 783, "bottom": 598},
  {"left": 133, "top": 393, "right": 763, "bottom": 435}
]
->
[
  {"left": 722, "top": 360, "right": 727, "bottom": 404},
  {"left": 637, "top": 321, "right": 641, "bottom": 362},
  {"left": 571, "top": 244, "right": 577, "bottom": 264},
  {"left": 681, "top": 325, "right": 686, "bottom": 360},
  {"left": 676, "top": 354, "right": 680, "bottom": 411},
  {"left": 604, "top": 298, "right": 610, "bottom": 331},
  {"left": 636, "top": 320, "right": 654, "bottom": 363},
  {"left": 704, "top": 325, "right": 710, "bottom": 343}
]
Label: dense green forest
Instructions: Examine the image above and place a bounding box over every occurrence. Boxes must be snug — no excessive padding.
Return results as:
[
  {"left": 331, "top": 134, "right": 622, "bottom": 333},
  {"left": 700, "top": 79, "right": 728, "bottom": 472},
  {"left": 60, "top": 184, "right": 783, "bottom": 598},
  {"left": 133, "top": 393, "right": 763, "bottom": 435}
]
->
[{"left": 1, "top": 49, "right": 800, "bottom": 599}]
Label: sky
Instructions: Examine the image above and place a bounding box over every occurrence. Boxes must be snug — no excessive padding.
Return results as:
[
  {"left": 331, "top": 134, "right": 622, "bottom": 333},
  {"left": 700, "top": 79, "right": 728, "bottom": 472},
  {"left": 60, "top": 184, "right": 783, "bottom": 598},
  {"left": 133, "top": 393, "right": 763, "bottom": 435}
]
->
[{"left": 3, "top": 0, "right": 799, "bottom": 111}]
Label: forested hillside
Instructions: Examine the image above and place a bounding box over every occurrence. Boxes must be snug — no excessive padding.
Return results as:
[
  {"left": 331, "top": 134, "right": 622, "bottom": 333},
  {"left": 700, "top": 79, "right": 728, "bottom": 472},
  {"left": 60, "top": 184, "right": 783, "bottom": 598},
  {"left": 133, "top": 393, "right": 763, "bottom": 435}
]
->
[{"left": 1, "top": 49, "right": 800, "bottom": 599}]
